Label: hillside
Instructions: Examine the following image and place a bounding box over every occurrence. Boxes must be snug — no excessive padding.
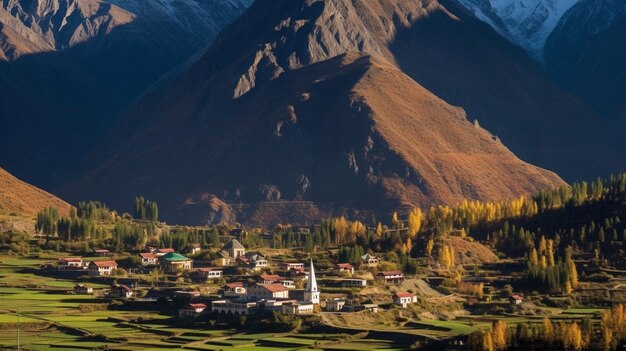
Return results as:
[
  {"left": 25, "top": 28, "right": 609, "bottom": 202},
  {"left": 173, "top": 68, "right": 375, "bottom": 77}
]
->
[
  {"left": 0, "top": 0, "right": 250, "bottom": 187},
  {"left": 0, "top": 167, "right": 71, "bottom": 218},
  {"left": 70, "top": 0, "right": 568, "bottom": 226}
]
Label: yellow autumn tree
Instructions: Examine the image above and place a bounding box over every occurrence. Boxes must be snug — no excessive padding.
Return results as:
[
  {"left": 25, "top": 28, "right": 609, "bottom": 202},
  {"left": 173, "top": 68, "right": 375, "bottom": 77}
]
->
[
  {"left": 426, "top": 238, "right": 434, "bottom": 257},
  {"left": 492, "top": 320, "right": 508, "bottom": 350},
  {"left": 375, "top": 222, "right": 383, "bottom": 238},
  {"left": 407, "top": 208, "right": 422, "bottom": 239},
  {"left": 562, "top": 322, "right": 584, "bottom": 351},
  {"left": 543, "top": 318, "right": 554, "bottom": 344}
]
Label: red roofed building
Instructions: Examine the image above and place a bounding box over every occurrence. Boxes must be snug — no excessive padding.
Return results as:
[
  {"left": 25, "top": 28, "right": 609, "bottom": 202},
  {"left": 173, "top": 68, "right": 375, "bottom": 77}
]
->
[
  {"left": 510, "top": 294, "right": 524, "bottom": 305},
  {"left": 58, "top": 257, "right": 83, "bottom": 271},
  {"left": 224, "top": 282, "right": 246, "bottom": 297},
  {"left": 94, "top": 249, "right": 111, "bottom": 256},
  {"left": 179, "top": 303, "right": 208, "bottom": 318},
  {"left": 393, "top": 292, "right": 417, "bottom": 307},
  {"left": 110, "top": 284, "right": 133, "bottom": 299},
  {"left": 336, "top": 263, "right": 354, "bottom": 274},
  {"left": 258, "top": 274, "right": 281, "bottom": 284},
  {"left": 375, "top": 271, "right": 405, "bottom": 284},
  {"left": 139, "top": 253, "right": 159, "bottom": 266},
  {"left": 88, "top": 260, "right": 117, "bottom": 276},
  {"left": 247, "top": 283, "right": 289, "bottom": 300}
]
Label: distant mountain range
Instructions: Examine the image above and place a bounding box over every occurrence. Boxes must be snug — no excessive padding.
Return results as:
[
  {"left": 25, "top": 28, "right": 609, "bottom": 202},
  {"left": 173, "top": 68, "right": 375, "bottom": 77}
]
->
[{"left": 1, "top": 0, "right": 625, "bottom": 226}]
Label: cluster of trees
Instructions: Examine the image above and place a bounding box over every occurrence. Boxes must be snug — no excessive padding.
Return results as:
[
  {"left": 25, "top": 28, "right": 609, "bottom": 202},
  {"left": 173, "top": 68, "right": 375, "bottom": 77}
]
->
[
  {"left": 457, "top": 282, "right": 484, "bottom": 298},
  {"left": 35, "top": 207, "right": 60, "bottom": 241},
  {"left": 527, "top": 242, "right": 578, "bottom": 294},
  {"left": 600, "top": 304, "right": 626, "bottom": 350},
  {"left": 76, "top": 201, "right": 112, "bottom": 221},
  {"left": 338, "top": 245, "right": 366, "bottom": 265},
  {"left": 470, "top": 318, "right": 588, "bottom": 351},
  {"left": 0, "top": 231, "right": 30, "bottom": 255},
  {"left": 535, "top": 174, "right": 626, "bottom": 212},
  {"left": 133, "top": 196, "right": 158, "bottom": 222},
  {"left": 438, "top": 244, "right": 455, "bottom": 270}
]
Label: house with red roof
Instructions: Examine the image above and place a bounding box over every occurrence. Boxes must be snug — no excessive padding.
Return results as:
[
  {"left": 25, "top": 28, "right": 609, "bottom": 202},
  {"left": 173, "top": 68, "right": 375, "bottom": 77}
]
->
[
  {"left": 393, "top": 292, "right": 417, "bottom": 308},
  {"left": 246, "top": 283, "right": 289, "bottom": 300},
  {"left": 87, "top": 260, "right": 117, "bottom": 276},
  {"left": 139, "top": 253, "right": 159, "bottom": 266},
  {"left": 224, "top": 282, "right": 247, "bottom": 297},
  {"left": 110, "top": 284, "right": 133, "bottom": 299},
  {"left": 375, "top": 271, "right": 405, "bottom": 284},
  {"left": 57, "top": 257, "right": 84, "bottom": 271},
  {"left": 179, "top": 303, "right": 208, "bottom": 318},
  {"left": 336, "top": 263, "right": 354, "bottom": 275}
]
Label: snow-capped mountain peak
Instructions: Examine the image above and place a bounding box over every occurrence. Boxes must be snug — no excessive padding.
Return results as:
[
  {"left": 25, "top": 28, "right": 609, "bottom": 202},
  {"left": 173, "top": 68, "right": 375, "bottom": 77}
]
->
[{"left": 457, "top": 0, "right": 580, "bottom": 58}]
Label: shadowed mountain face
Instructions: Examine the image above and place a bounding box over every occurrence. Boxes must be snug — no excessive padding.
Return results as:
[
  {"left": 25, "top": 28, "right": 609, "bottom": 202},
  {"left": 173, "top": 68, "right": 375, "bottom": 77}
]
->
[
  {"left": 0, "top": 0, "right": 251, "bottom": 187},
  {"left": 544, "top": 0, "right": 626, "bottom": 116},
  {"left": 71, "top": 0, "right": 566, "bottom": 227}
]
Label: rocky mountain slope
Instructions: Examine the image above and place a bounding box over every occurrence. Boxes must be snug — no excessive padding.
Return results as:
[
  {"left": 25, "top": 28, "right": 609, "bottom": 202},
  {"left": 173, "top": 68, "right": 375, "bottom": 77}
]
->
[
  {"left": 0, "top": 167, "right": 71, "bottom": 218},
  {"left": 72, "top": 0, "right": 566, "bottom": 226},
  {"left": 544, "top": 0, "right": 626, "bottom": 115},
  {"left": 0, "top": 0, "right": 251, "bottom": 187},
  {"left": 455, "top": 0, "right": 580, "bottom": 57}
]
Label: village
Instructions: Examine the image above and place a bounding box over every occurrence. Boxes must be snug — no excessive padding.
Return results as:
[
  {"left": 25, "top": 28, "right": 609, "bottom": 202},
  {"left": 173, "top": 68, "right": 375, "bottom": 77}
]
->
[{"left": 54, "top": 237, "right": 422, "bottom": 320}]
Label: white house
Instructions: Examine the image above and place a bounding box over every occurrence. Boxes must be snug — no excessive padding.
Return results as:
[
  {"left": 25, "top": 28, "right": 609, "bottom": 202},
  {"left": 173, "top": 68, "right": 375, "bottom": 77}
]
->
[
  {"left": 336, "top": 263, "right": 354, "bottom": 274},
  {"left": 211, "top": 300, "right": 258, "bottom": 315},
  {"left": 110, "top": 284, "right": 133, "bottom": 299},
  {"left": 393, "top": 292, "right": 417, "bottom": 308},
  {"left": 375, "top": 271, "right": 405, "bottom": 284},
  {"left": 341, "top": 278, "right": 367, "bottom": 288},
  {"left": 284, "top": 262, "right": 305, "bottom": 271},
  {"left": 224, "top": 282, "right": 247, "bottom": 297},
  {"left": 282, "top": 302, "right": 314, "bottom": 315},
  {"left": 87, "top": 260, "right": 117, "bottom": 276},
  {"left": 325, "top": 298, "right": 346, "bottom": 312},
  {"left": 179, "top": 303, "right": 207, "bottom": 318},
  {"left": 361, "top": 253, "right": 380, "bottom": 267},
  {"left": 194, "top": 268, "right": 222, "bottom": 280},
  {"left": 247, "top": 283, "right": 289, "bottom": 300},
  {"left": 58, "top": 257, "right": 83, "bottom": 271},
  {"left": 139, "top": 253, "right": 159, "bottom": 266},
  {"left": 73, "top": 284, "right": 93, "bottom": 294}
]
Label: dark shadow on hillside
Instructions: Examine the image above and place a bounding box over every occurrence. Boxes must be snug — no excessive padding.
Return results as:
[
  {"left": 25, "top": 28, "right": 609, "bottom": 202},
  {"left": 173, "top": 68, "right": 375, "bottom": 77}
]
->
[{"left": 386, "top": 0, "right": 626, "bottom": 182}]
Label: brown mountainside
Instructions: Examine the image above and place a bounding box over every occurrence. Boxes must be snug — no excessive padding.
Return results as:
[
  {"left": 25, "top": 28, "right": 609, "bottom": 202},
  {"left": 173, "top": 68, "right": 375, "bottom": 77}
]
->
[
  {"left": 72, "top": 0, "right": 567, "bottom": 226},
  {"left": 0, "top": 167, "right": 71, "bottom": 218}
]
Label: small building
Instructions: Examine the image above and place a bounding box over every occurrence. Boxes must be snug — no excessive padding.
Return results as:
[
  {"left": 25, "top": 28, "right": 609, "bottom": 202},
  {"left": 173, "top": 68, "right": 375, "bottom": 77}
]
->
[
  {"left": 189, "top": 244, "right": 202, "bottom": 255},
  {"left": 221, "top": 239, "right": 246, "bottom": 260},
  {"left": 341, "top": 278, "right": 367, "bottom": 288},
  {"left": 87, "top": 260, "right": 117, "bottom": 276},
  {"left": 282, "top": 302, "right": 314, "bottom": 315},
  {"left": 110, "top": 284, "right": 133, "bottom": 299},
  {"left": 224, "top": 282, "right": 247, "bottom": 297},
  {"left": 279, "top": 279, "right": 296, "bottom": 289},
  {"left": 393, "top": 292, "right": 417, "bottom": 308},
  {"left": 58, "top": 257, "right": 83, "bottom": 271},
  {"left": 361, "top": 253, "right": 380, "bottom": 267},
  {"left": 194, "top": 268, "right": 222, "bottom": 280},
  {"left": 510, "top": 294, "right": 524, "bottom": 305},
  {"left": 284, "top": 262, "right": 305, "bottom": 271},
  {"left": 139, "top": 253, "right": 159, "bottom": 266},
  {"left": 211, "top": 300, "right": 258, "bottom": 315},
  {"left": 74, "top": 284, "right": 93, "bottom": 294},
  {"left": 325, "top": 298, "right": 346, "bottom": 312},
  {"left": 247, "top": 283, "right": 289, "bottom": 300},
  {"left": 343, "top": 303, "right": 379, "bottom": 313},
  {"left": 336, "top": 263, "right": 354, "bottom": 275},
  {"left": 93, "top": 249, "right": 111, "bottom": 257},
  {"left": 375, "top": 271, "right": 405, "bottom": 284},
  {"left": 258, "top": 274, "right": 281, "bottom": 285},
  {"left": 179, "top": 303, "right": 207, "bottom": 318},
  {"left": 159, "top": 252, "right": 192, "bottom": 273}
]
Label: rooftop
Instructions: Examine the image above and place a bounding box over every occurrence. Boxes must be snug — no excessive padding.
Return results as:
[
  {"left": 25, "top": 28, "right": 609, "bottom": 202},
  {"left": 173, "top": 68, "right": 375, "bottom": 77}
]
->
[
  {"left": 160, "top": 252, "right": 191, "bottom": 262},
  {"left": 89, "top": 260, "right": 117, "bottom": 267}
]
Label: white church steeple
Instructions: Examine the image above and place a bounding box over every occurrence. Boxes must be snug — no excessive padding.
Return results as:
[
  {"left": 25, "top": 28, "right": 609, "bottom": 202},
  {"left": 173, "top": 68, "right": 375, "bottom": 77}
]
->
[{"left": 304, "top": 259, "right": 320, "bottom": 304}]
